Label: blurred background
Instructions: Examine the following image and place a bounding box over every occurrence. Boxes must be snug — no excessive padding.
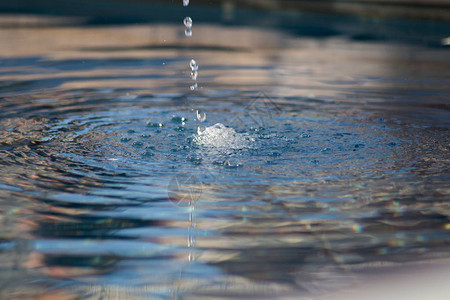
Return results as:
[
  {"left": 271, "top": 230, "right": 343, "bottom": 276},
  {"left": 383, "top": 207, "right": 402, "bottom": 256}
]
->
[{"left": 1, "top": 0, "right": 450, "bottom": 22}]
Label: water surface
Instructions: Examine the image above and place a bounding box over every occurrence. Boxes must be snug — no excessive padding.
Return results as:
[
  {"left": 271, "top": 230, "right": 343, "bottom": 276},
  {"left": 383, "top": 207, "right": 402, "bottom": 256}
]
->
[{"left": 0, "top": 5, "right": 449, "bottom": 299}]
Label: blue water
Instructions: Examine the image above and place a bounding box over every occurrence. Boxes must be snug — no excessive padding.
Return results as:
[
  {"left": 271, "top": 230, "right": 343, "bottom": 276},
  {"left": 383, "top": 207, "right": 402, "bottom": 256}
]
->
[{"left": 0, "top": 2, "right": 449, "bottom": 299}]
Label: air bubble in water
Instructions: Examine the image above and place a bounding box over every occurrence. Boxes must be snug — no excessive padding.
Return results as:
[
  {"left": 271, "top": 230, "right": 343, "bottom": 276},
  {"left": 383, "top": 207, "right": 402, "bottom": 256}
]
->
[
  {"left": 183, "top": 0, "right": 189, "bottom": 6},
  {"left": 196, "top": 110, "right": 206, "bottom": 122},
  {"left": 184, "top": 17, "right": 193, "bottom": 29},
  {"left": 190, "top": 59, "right": 198, "bottom": 71},
  {"left": 185, "top": 28, "right": 192, "bottom": 37},
  {"left": 190, "top": 70, "right": 198, "bottom": 81}
]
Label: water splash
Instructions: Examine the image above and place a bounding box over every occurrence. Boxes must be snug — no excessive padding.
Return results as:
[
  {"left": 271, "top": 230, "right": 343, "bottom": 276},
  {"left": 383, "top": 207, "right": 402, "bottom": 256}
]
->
[
  {"left": 191, "top": 123, "right": 255, "bottom": 149},
  {"left": 183, "top": 0, "right": 189, "bottom": 6}
]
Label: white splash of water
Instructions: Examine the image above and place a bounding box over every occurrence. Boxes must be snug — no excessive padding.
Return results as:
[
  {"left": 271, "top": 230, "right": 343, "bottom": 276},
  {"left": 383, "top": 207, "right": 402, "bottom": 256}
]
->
[{"left": 191, "top": 123, "right": 254, "bottom": 149}]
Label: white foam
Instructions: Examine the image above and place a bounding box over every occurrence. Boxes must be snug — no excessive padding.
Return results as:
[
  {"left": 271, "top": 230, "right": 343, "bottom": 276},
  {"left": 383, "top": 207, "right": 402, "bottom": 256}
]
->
[{"left": 191, "top": 123, "right": 254, "bottom": 150}]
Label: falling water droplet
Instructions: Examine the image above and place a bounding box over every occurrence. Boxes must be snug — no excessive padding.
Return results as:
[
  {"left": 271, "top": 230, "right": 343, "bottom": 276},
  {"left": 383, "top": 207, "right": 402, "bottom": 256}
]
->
[
  {"left": 183, "top": 0, "right": 189, "bottom": 6},
  {"left": 185, "top": 28, "right": 192, "bottom": 37},
  {"left": 196, "top": 110, "right": 206, "bottom": 122},
  {"left": 188, "top": 234, "right": 195, "bottom": 246},
  {"left": 190, "top": 59, "right": 198, "bottom": 71},
  {"left": 184, "top": 17, "right": 193, "bottom": 29},
  {"left": 190, "top": 70, "right": 198, "bottom": 81},
  {"left": 190, "top": 83, "right": 198, "bottom": 91}
]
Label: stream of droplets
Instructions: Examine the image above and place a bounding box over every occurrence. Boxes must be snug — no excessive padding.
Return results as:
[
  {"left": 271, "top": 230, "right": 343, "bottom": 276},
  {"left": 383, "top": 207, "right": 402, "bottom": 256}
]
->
[
  {"left": 180, "top": 0, "right": 242, "bottom": 273},
  {"left": 182, "top": 0, "right": 202, "bottom": 266}
]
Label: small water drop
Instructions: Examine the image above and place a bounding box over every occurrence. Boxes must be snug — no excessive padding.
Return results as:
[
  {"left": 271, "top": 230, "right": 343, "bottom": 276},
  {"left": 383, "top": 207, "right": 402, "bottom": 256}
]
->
[
  {"left": 190, "top": 83, "right": 198, "bottom": 91},
  {"left": 190, "top": 70, "right": 198, "bottom": 81},
  {"left": 186, "top": 153, "right": 202, "bottom": 165},
  {"left": 132, "top": 141, "right": 143, "bottom": 148},
  {"left": 183, "top": 0, "right": 189, "bottom": 6},
  {"left": 190, "top": 59, "right": 198, "bottom": 71},
  {"left": 143, "top": 150, "right": 155, "bottom": 157},
  {"left": 147, "top": 122, "right": 164, "bottom": 128},
  {"left": 185, "top": 28, "right": 192, "bottom": 37},
  {"left": 184, "top": 17, "right": 192, "bottom": 29},
  {"left": 196, "top": 110, "right": 206, "bottom": 122},
  {"left": 224, "top": 158, "right": 242, "bottom": 168},
  {"left": 171, "top": 116, "right": 188, "bottom": 124}
]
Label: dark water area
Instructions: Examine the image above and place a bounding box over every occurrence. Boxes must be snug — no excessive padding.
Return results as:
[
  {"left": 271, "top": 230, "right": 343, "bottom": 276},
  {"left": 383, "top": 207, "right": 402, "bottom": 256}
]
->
[{"left": 0, "top": 1, "right": 449, "bottom": 299}]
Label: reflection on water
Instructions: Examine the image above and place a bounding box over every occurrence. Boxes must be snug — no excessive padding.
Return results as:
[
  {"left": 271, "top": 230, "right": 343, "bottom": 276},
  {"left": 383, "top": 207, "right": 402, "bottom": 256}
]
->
[{"left": 0, "top": 4, "right": 450, "bottom": 300}]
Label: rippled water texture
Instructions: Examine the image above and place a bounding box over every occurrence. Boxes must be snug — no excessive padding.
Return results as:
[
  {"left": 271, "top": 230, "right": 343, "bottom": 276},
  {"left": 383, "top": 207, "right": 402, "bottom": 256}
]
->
[{"left": 0, "top": 2, "right": 450, "bottom": 299}]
